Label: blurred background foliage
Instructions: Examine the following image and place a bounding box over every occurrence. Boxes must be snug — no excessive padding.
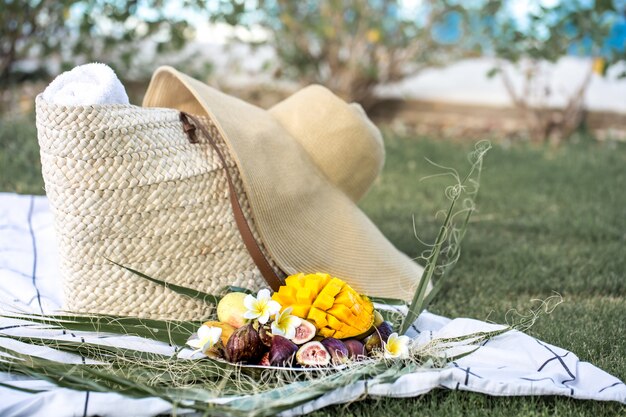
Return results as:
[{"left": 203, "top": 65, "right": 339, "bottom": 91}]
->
[
  {"left": 1, "top": 0, "right": 205, "bottom": 86},
  {"left": 1, "top": 0, "right": 625, "bottom": 142},
  {"left": 480, "top": 0, "right": 626, "bottom": 141},
  {"left": 212, "top": 0, "right": 625, "bottom": 107},
  {"left": 209, "top": 0, "right": 480, "bottom": 108}
]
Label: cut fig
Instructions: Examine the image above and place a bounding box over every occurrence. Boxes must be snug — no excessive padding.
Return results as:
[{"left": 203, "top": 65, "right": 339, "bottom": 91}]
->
[
  {"left": 291, "top": 319, "right": 316, "bottom": 345},
  {"left": 343, "top": 339, "right": 366, "bottom": 360},
  {"left": 269, "top": 335, "right": 298, "bottom": 366},
  {"left": 296, "top": 341, "right": 330, "bottom": 367},
  {"left": 320, "top": 338, "right": 349, "bottom": 365}
]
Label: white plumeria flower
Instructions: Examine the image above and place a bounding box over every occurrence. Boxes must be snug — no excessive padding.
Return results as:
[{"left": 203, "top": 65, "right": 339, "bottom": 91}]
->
[
  {"left": 383, "top": 332, "right": 411, "bottom": 359},
  {"left": 270, "top": 307, "right": 302, "bottom": 339},
  {"left": 243, "top": 288, "right": 281, "bottom": 324},
  {"left": 186, "top": 324, "right": 222, "bottom": 354}
]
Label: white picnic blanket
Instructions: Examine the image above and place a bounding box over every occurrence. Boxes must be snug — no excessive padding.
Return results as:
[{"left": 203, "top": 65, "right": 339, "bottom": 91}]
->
[{"left": 0, "top": 193, "right": 624, "bottom": 417}]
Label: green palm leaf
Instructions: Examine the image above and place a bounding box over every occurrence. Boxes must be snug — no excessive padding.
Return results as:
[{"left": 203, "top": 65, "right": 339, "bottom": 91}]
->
[
  {"left": 107, "top": 259, "right": 221, "bottom": 306},
  {"left": 2, "top": 313, "right": 199, "bottom": 345}
]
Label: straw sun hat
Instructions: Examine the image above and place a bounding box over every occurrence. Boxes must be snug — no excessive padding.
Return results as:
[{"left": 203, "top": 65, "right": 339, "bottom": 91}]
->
[
  {"left": 143, "top": 66, "right": 425, "bottom": 298},
  {"left": 36, "top": 65, "right": 424, "bottom": 320}
]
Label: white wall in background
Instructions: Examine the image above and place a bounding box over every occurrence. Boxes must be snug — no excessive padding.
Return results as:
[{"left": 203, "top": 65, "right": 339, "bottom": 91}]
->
[{"left": 375, "top": 57, "right": 626, "bottom": 114}]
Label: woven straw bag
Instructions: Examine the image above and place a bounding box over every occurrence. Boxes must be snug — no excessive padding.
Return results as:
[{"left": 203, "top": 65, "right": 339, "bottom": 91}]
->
[{"left": 36, "top": 98, "right": 281, "bottom": 320}]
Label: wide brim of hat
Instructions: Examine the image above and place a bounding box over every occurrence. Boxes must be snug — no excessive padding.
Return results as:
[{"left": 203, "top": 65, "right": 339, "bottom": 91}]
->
[{"left": 143, "top": 66, "right": 424, "bottom": 301}]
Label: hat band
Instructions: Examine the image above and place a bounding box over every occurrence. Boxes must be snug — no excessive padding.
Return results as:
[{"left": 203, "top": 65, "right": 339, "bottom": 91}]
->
[{"left": 180, "top": 112, "right": 286, "bottom": 291}]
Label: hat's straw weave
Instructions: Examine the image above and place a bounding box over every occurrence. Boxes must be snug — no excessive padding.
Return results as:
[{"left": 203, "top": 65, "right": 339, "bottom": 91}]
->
[{"left": 36, "top": 97, "right": 277, "bottom": 319}]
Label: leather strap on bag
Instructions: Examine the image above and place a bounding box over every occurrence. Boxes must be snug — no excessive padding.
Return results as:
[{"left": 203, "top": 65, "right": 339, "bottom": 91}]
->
[{"left": 179, "top": 112, "right": 285, "bottom": 291}]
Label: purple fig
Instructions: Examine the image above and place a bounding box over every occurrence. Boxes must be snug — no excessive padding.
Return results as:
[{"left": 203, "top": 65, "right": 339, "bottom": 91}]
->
[
  {"left": 269, "top": 335, "right": 298, "bottom": 366},
  {"left": 296, "top": 341, "right": 330, "bottom": 367},
  {"left": 320, "top": 338, "right": 349, "bottom": 365},
  {"left": 225, "top": 323, "right": 265, "bottom": 364},
  {"left": 343, "top": 339, "right": 366, "bottom": 360},
  {"left": 291, "top": 320, "right": 316, "bottom": 344},
  {"left": 364, "top": 321, "right": 394, "bottom": 354}
]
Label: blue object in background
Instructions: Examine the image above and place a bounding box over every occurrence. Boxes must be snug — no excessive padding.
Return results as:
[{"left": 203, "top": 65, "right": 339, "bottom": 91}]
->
[
  {"left": 605, "top": 17, "right": 626, "bottom": 52},
  {"left": 432, "top": 11, "right": 464, "bottom": 44}
]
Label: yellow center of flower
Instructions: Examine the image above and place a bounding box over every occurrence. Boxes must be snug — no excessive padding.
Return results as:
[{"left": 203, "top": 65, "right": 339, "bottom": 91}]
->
[
  {"left": 244, "top": 289, "right": 282, "bottom": 324},
  {"left": 384, "top": 333, "right": 410, "bottom": 359},
  {"left": 386, "top": 338, "right": 403, "bottom": 356}
]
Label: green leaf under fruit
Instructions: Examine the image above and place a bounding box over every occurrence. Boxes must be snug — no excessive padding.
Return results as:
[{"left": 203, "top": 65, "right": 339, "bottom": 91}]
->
[{"left": 1, "top": 312, "right": 199, "bottom": 345}]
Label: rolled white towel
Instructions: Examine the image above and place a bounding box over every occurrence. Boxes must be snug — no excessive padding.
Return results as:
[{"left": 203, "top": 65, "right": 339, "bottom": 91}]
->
[{"left": 42, "top": 63, "right": 129, "bottom": 106}]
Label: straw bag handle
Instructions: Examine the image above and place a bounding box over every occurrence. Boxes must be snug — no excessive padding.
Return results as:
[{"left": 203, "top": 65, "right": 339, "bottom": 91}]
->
[{"left": 179, "top": 112, "right": 285, "bottom": 291}]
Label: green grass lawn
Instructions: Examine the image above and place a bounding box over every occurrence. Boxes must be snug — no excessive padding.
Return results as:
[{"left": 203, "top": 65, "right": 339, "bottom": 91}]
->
[{"left": 1, "top": 115, "right": 625, "bottom": 416}]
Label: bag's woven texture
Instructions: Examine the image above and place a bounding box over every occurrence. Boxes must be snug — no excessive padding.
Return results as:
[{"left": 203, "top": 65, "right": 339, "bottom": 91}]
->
[{"left": 35, "top": 97, "right": 277, "bottom": 319}]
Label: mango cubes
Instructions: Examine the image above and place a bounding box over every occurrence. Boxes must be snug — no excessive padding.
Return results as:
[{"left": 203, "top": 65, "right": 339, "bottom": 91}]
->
[{"left": 272, "top": 273, "right": 374, "bottom": 339}]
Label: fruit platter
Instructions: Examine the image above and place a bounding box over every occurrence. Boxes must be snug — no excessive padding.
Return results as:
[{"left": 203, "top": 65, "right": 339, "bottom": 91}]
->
[{"left": 188, "top": 273, "right": 407, "bottom": 369}]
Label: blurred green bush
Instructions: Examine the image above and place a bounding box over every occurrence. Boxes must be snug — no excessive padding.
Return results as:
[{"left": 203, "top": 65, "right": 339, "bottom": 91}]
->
[
  {"left": 211, "top": 0, "right": 478, "bottom": 109},
  {"left": 1, "top": 0, "right": 202, "bottom": 89}
]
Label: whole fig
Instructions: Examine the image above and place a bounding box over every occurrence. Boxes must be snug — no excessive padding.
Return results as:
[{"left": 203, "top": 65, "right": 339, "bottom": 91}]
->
[
  {"left": 364, "top": 321, "right": 394, "bottom": 354},
  {"left": 269, "top": 335, "right": 298, "bottom": 366},
  {"left": 320, "top": 338, "right": 349, "bottom": 365},
  {"left": 225, "top": 323, "right": 265, "bottom": 364},
  {"left": 343, "top": 339, "right": 366, "bottom": 360}
]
